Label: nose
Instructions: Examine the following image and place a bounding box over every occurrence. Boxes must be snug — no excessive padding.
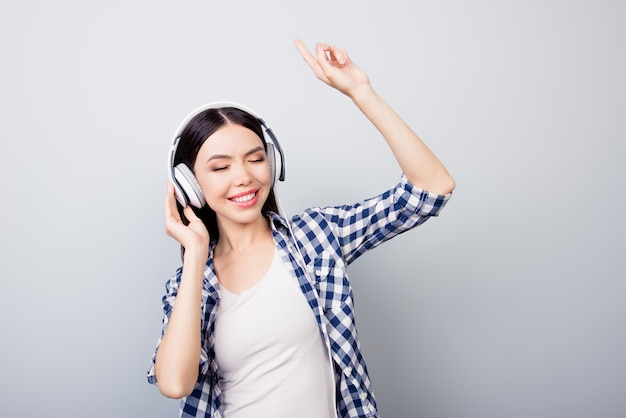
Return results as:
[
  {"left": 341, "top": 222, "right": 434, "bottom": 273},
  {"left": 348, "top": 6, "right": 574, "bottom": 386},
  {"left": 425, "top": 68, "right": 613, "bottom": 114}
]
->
[{"left": 232, "top": 161, "right": 252, "bottom": 186}]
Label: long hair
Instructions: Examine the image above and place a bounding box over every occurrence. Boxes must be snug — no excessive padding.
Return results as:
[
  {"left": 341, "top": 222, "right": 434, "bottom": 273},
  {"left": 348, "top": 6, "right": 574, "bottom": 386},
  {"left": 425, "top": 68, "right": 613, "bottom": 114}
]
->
[{"left": 173, "top": 107, "right": 280, "bottom": 242}]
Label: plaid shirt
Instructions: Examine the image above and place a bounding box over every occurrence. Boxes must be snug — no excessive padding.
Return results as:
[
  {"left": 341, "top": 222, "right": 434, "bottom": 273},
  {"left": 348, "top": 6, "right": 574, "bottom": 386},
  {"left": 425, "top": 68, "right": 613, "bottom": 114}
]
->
[{"left": 147, "top": 174, "right": 451, "bottom": 417}]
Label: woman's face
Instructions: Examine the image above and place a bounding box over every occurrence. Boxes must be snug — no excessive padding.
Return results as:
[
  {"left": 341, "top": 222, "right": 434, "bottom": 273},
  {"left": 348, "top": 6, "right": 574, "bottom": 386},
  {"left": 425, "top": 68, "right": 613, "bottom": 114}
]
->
[{"left": 193, "top": 123, "right": 272, "bottom": 228}]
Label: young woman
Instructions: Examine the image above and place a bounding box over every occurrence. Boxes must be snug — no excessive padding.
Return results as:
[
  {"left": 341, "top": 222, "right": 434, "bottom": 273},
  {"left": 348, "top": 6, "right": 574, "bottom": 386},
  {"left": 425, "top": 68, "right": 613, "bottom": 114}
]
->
[{"left": 147, "top": 39, "right": 455, "bottom": 418}]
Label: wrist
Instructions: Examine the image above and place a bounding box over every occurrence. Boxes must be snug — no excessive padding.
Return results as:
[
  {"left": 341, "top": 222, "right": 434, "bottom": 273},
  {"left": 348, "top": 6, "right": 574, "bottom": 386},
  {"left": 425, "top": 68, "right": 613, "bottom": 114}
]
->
[
  {"left": 349, "top": 83, "right": 378, "bottom": 106},
  {"left": 183, "top": 243, "right": 209, "bottom": 264}
]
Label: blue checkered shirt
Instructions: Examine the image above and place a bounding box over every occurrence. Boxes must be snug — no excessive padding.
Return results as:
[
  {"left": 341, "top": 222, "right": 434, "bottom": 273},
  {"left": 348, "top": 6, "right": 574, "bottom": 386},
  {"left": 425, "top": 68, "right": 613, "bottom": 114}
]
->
[{"left": 147, "top": 174, "right": 451, "bottom": 417}]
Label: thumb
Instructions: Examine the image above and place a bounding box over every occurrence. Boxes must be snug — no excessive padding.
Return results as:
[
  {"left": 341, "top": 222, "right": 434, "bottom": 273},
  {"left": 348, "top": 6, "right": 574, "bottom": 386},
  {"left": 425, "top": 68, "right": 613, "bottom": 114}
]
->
[{"left": 183, "top": 205, "right": 201, "bottom": 222}]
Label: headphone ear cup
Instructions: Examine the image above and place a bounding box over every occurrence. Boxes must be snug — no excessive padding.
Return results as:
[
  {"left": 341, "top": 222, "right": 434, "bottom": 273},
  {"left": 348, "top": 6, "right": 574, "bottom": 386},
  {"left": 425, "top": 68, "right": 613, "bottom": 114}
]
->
[
  {"left": 266, "top": 143, "right": 277, "bottom": 188},
  {"left": 173, "top": 163, "right": 206, "bottom": 208},
  {"left": 171, "top": 179, "right": 188, "bottom": 207}
]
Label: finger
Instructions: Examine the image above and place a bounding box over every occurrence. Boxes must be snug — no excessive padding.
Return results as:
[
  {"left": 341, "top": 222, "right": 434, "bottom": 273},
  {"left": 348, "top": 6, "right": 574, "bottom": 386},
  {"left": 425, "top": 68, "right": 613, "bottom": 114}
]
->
[
  {"left": 294, "top": 39, "right": 326, "bottom": 80},
  {"left": 315, "top": 42, "right": 341, "bottom": 73},
  {"left": 294, "top": 39, "right": 329, "bottom": 83},
  {"left": 319, "top": 43, "right": 348, "bottom": 67},
  {"left": 182, "top": 205, "right": 210, "bottom": 243},
  {"left": 294, "top": 38, "right": 312, "bottom": 60},
  {"left": 293, "top": 39, "right": 316, "bottom": 68},
  {"left": 332, "top": 46, "right": 350, "bottom": 66},
  {"left": 182, "top": 205, "right": 201, "bottom": 222},
  {"left": 165, "top": 182, "right": 182, "bottom": 223}
]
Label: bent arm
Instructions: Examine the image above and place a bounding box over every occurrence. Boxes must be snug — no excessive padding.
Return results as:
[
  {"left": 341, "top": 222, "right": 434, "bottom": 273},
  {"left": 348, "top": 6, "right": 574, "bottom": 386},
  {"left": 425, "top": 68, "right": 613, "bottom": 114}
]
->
[
  {"left": 154, "top": 247, "right": 205, "bottom": 398},
  {"left": 154, "top": 185, "right": 210, "bottom": 398}
]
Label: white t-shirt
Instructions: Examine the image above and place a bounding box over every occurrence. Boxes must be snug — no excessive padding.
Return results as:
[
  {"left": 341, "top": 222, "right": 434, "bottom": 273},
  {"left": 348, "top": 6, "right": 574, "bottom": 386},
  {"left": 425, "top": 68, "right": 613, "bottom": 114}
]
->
[{"left": 214, "top": 249, "right": 336, "bottom": 418}]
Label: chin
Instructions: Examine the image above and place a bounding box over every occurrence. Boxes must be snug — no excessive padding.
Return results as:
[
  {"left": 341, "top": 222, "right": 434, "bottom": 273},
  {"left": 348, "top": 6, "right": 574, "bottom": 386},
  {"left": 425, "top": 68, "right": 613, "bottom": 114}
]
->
[{"left": 218, "top": 204, "right": 266, "bottom": 224}]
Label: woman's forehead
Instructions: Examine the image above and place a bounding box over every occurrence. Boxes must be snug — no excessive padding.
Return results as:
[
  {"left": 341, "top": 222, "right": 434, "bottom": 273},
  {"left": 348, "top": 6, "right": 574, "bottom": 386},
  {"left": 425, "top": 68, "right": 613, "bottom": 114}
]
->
[{"left": 199, "top": 124, "right": 264, "bottom": 154}]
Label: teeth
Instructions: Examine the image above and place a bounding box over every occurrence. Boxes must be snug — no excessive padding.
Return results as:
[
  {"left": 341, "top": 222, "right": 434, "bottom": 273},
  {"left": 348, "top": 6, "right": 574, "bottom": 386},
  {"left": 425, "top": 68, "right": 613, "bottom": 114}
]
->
[{"left": 232, "top": 192, "right": 255, "bottom": 203}]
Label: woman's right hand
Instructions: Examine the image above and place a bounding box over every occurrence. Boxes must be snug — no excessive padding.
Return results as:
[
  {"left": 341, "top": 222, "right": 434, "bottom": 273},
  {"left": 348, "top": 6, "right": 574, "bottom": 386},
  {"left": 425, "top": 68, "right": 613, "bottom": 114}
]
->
[{"left": 164, "top": 183, "right": 210, "bottom": 252}]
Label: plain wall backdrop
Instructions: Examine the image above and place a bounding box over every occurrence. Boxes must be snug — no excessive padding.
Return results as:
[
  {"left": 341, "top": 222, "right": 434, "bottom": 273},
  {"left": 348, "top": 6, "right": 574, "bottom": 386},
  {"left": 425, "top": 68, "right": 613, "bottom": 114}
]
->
[{"left": 1, "top": 1, "right": 624, "bottom": 417}]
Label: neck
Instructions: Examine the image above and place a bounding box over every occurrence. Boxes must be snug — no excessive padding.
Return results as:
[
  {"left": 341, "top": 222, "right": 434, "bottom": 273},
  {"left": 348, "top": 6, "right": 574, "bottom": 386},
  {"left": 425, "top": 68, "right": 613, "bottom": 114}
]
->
[{"left": 214, "top": 215, "right": 272, "bottom": 256}]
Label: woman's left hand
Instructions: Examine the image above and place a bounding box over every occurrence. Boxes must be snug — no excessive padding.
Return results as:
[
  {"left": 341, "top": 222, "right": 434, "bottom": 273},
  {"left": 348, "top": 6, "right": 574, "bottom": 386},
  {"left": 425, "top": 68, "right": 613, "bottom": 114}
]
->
[{"left": 294, "top": 39, "right": 371, "bottom": 99}]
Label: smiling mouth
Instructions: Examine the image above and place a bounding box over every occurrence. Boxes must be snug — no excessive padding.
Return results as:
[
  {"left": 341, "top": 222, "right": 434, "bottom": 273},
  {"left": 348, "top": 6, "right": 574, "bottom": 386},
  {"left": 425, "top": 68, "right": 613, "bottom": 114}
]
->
[{"left": 230, "top": 191, "right": 257, "bottom": 204}]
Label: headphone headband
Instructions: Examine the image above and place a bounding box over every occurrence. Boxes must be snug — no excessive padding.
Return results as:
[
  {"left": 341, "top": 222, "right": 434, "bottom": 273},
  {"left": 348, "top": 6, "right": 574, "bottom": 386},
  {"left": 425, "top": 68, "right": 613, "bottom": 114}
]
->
[{"left": 172, "top": 101, "right": 264, "bottom": 139}]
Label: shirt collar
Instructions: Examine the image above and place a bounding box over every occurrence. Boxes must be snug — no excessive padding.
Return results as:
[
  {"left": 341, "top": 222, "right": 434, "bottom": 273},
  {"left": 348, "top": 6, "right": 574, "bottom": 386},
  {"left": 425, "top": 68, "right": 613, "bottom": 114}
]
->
[{"left": 267, "top": 210, "right": 291, "bottom": 233}]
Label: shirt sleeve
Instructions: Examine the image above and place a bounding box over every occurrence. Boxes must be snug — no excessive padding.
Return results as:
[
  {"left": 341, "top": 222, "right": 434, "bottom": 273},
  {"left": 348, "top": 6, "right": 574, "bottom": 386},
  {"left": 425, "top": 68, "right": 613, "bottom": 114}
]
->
[
  {"left": 298, "top": 173, "right": 451, "bottom": 265},
  {"left": 146, "top": 268, "right": 210, "bottom": 385}
]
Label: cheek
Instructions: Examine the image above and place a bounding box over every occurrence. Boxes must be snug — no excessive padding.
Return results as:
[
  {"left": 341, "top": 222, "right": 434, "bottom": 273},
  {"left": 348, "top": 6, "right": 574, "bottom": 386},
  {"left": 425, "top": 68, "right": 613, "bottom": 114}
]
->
[
  {"left": 257, "top": 163, "right": 272, "bottom": 183},
  {"left": 197, "top": 174, "right": 225, "bottom": 198}
]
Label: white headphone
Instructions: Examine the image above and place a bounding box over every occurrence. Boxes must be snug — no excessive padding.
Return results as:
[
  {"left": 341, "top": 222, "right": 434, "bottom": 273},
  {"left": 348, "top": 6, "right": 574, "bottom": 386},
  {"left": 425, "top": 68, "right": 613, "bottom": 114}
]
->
[{"left": 168, "top": 101, "right": 286, "bottom": 208}]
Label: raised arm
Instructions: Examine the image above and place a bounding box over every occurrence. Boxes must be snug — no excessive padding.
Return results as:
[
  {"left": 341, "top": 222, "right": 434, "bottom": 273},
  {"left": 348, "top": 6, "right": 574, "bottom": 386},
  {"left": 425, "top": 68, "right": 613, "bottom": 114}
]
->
[{"left": 294, "top": 39, "right": 455, "bottom": 195}]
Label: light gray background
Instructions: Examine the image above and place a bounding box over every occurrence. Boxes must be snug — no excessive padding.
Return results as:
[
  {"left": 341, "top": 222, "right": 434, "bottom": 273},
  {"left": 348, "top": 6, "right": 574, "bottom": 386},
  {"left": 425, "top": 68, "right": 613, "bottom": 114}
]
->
[{"left": 1, "top": 1, "right": 624, "bottom": 417}]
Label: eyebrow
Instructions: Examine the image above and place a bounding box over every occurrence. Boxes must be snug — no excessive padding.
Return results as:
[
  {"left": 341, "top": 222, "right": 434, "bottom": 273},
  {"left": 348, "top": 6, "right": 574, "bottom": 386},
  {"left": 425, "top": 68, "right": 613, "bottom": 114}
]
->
[{"left": 206, "top": 146, "right": 265, "bottom": 162}]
